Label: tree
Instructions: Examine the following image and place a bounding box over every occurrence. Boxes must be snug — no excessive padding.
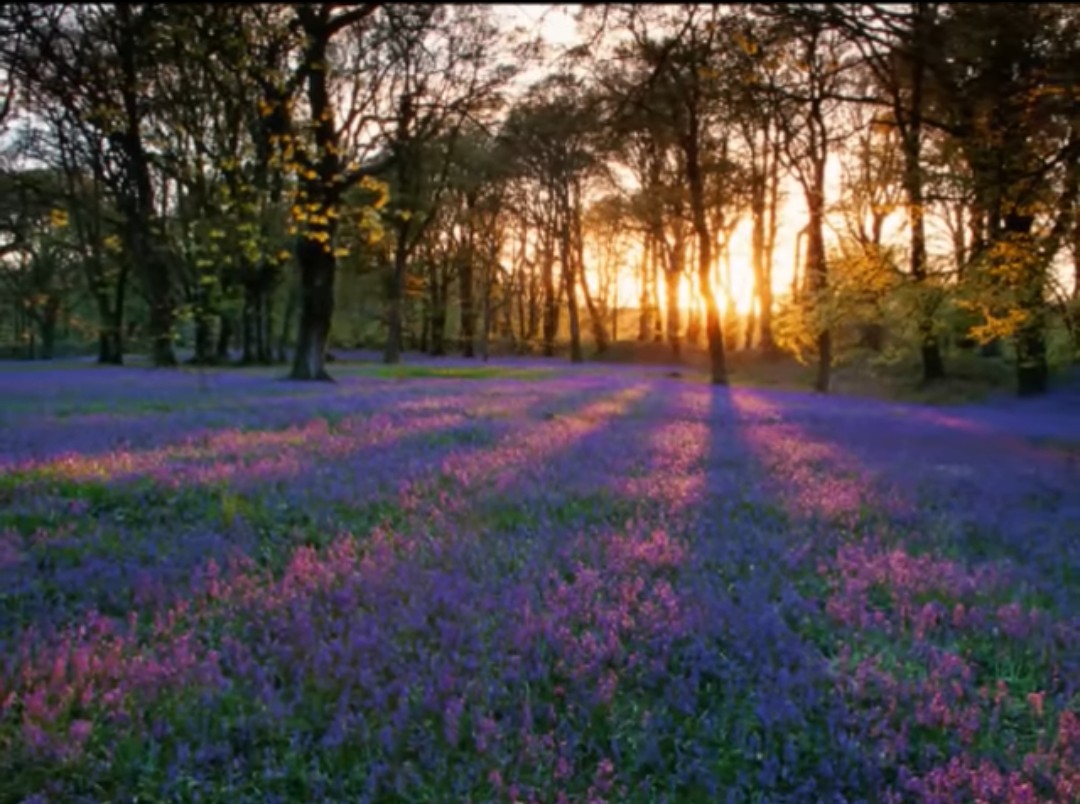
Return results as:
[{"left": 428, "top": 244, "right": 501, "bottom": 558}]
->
[
  {"left": 768, "top": 5, "right": 855, "bottom": 392},
  {"left": 0, "top": 170, "right": 82, "bottom": 358},
  {"left": 603, "top": 5, "right": 736, "bottom": 384},
  {"left": 926, "top": 3, "right": 1080, "bottom": 395},
  {"left": 375, "top": 5, "right": 514, "bottom": 364},
  {"left": 830, "top": 3, "right": 949, "bottom": 382},
  {"left": 732, "top": 12, "right": 787, "bottom": 353},
  {"left": 502, "top": 74, "right": 608, "bottom": 363}
]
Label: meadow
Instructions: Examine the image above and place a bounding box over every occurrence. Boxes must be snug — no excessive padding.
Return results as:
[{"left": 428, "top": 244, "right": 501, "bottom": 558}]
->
[{"left": 0, "top": 358, "right": 1078, "bottom": 802}]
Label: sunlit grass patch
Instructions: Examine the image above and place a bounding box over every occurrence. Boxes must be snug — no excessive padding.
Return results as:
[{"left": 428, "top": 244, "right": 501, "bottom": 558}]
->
[{"left": 328, "top": 363, "right": 554, "bottom": 381}]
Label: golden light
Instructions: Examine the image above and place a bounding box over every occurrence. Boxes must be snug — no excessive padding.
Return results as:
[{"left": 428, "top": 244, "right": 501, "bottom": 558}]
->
[
  {"left": 604, "top": 242, "right": 759, "bottom": 323},
  {"left": 582, "top": 201, "right": 807, "bottom": 337}
]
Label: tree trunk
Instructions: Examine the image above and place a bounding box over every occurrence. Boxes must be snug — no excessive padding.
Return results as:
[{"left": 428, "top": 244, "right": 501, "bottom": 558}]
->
[
  {"left": 1007, "top": 213, "right": 1048, "bottom": 396},
  {"left": 148, "top": 288, "right": 178, "bottom": 367},
  {"left": 664, "top": 266, "right": 681, "bottom": 361},
  {"left": 651, "top": 239, "right": 663, "bottom": 343},
  {"left": 95, "top": 288, "right": 124, "bottom": 365},
  {"left": 419, "top": 300, "right": 430, "bottom": 354},
  {"left": 384, "top": 222, "right": 409, "bottom": 364},
  {"left": 38, "top": 300, "right": 58, "bottom": 360},
  {"left": 1016, "top": 322, "right": 1048, "bottom": 396},
  {"left": 750, "top": 160, "right": 768, "bottom": 351},
  {"left": 241, "top": 287, "right": 257, "bottom": 364},
  {"left": 437, "top": 269, "right": 451, "bottom": 356},
  {"left": 256, "top": 287, "right": 272, "bottom": 364},
  {"left": 745, "top": 298, "right": 757, "bottom": 350},
  {"left": 760, "top": 136, "right": 781, "bottom": 353},
  {"left": 898, "top": 17, "right": 945, "bottom": 384},
  {"left": 480, "top": 261, "right": 493, "bottom": 362},
  {"left": 684, "top": 131, "right": 727, "bottom": 384},
  {"left": 427, "top": 260, "right": 447, "bottom": 356},
  {"left": 541, "top": 228, "right": 558, "bottom": 357},
  {"left": 560, "top": 216, "right": 584, "bottom": 364},
  {"left": 611, "top": 268, "right": 619, "bottom": 343},
  {"left": 526, "top": 270, "right": 540, "bottom": 346},
  {"left": 638, "top": 235, "right": 652, "bottom": 341},
  {"left": 724, "top": 294, "right": 739, "bottom": 353},
  {"left": 685, "top": 233, "right": 701, "bottom": 346},
  {"left": 807, "top": 203, "right": 831, "bottom": 393},
  {"left": 98, "top": 328, "right": 122, "bottom": 365},
  {"left": 516, "top": 262, "right": 528, "bottom": 349},
  {"left": 193, "top": 312, "right": 214, "bottom": 365},
  {"left": 116, "top": 5, "right": 176, "bottom": 368},
  {"left": 458, "top": 249, "right": 476, "bottom": 358},
  {"left": 278, "top": 281, "right": 298, "bottom": 364},
  {"left": 216, "top": 315, "right": 233, "bottom": 363},
  {"left": 287, "top": 11, "right": 351, "bottom": 380},
  {"left": 579, "top": 268, "right": 608, "bottom": 354},
  {"left": 289, "top": 238, "right": 335, "bottom": 381}
]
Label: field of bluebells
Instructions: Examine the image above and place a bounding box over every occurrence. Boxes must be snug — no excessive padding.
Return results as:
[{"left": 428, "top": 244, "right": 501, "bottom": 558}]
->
[{"left": 0, "top": 358, "right": 1078, "bottom": 803}]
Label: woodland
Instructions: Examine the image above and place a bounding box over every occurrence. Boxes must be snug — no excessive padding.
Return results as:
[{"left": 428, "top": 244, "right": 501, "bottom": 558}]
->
[
  {"left": 1, "top": 4, "right": 1078, "bottom": 395},
  {"left": 1, "top": 5, "right": 1079, "bottom": 802}
]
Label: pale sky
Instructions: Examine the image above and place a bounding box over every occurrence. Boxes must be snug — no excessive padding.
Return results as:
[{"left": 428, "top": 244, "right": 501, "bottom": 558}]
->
[{"left": 497, "top": 4, "right": 581, "bottom": 48}]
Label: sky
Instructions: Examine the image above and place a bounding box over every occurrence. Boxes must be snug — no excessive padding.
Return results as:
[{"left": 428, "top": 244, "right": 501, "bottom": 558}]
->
[
  {"left": 489, "top": 4, "right": 1080, "bottom": 316},
  {"left": 498, "top": 4, "right": 582, "bottom": 49},
  {"left": 491, "top": 4, "right": 819, "bottom": 316}
]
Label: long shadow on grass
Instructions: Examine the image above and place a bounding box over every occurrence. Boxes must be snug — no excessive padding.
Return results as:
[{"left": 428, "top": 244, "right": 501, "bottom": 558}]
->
[
  {"left": 712, "top": 384, "right": 1080, "bottom": 801},
  {"left": 1, "top": 374, "right": 615, "bottom": 492},
  {"left": 0, "top": 376, "right": 670, "bottom": 801},
  {"left": 718, "top": 387, "right": 1080, "bottom": 611},
  {"left": 0, "top": 376, "right": 529, "bottom": 469},
  {"left": 0, "top": 379, "right": 641, "bottom": 645}
]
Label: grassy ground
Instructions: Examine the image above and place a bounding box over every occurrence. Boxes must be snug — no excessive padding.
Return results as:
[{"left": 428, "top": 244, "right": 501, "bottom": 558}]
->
[
  {"left": 0, "top": 337, "right": 1071, "bottom": 410},
  {"left": 0, "top": 361, "right": 1077, "bottom": 801},
  {"left": 594, "top": 339, "right": 1026, "bottom": 405}
]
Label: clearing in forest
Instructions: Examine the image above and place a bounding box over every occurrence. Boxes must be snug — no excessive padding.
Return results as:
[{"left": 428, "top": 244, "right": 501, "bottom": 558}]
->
[{"left": 0, "top": 361, "right": 1078, "bottom": 802}]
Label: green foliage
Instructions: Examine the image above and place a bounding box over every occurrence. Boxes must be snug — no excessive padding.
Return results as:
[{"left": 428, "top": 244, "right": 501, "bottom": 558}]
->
[{"left": 774, "top": 238, "right": 903, "bottom": 369}]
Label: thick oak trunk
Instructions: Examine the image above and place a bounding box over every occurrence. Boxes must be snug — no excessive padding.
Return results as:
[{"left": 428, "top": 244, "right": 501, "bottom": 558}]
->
[
  {"left": 290, "top": 239, "right": 335, "bottom": 381},
  {"left": 95, "top": 289, "right": 124, "bottom": 365}
]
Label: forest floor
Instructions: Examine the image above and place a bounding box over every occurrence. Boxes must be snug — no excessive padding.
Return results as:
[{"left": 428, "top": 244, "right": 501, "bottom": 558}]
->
[{"left": 0, "top": 358, "right": 1078, "bottom": 801}]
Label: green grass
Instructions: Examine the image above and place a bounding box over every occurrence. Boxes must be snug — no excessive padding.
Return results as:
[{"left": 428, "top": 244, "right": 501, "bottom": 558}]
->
[{"left": 336, "top": 364, "right": 554, "bottom": 381}]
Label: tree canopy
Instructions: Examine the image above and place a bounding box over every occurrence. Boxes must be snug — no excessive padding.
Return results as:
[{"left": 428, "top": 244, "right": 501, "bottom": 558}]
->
[{"left": 1, "top": 2, "right": 1077, "bottom": 394}]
